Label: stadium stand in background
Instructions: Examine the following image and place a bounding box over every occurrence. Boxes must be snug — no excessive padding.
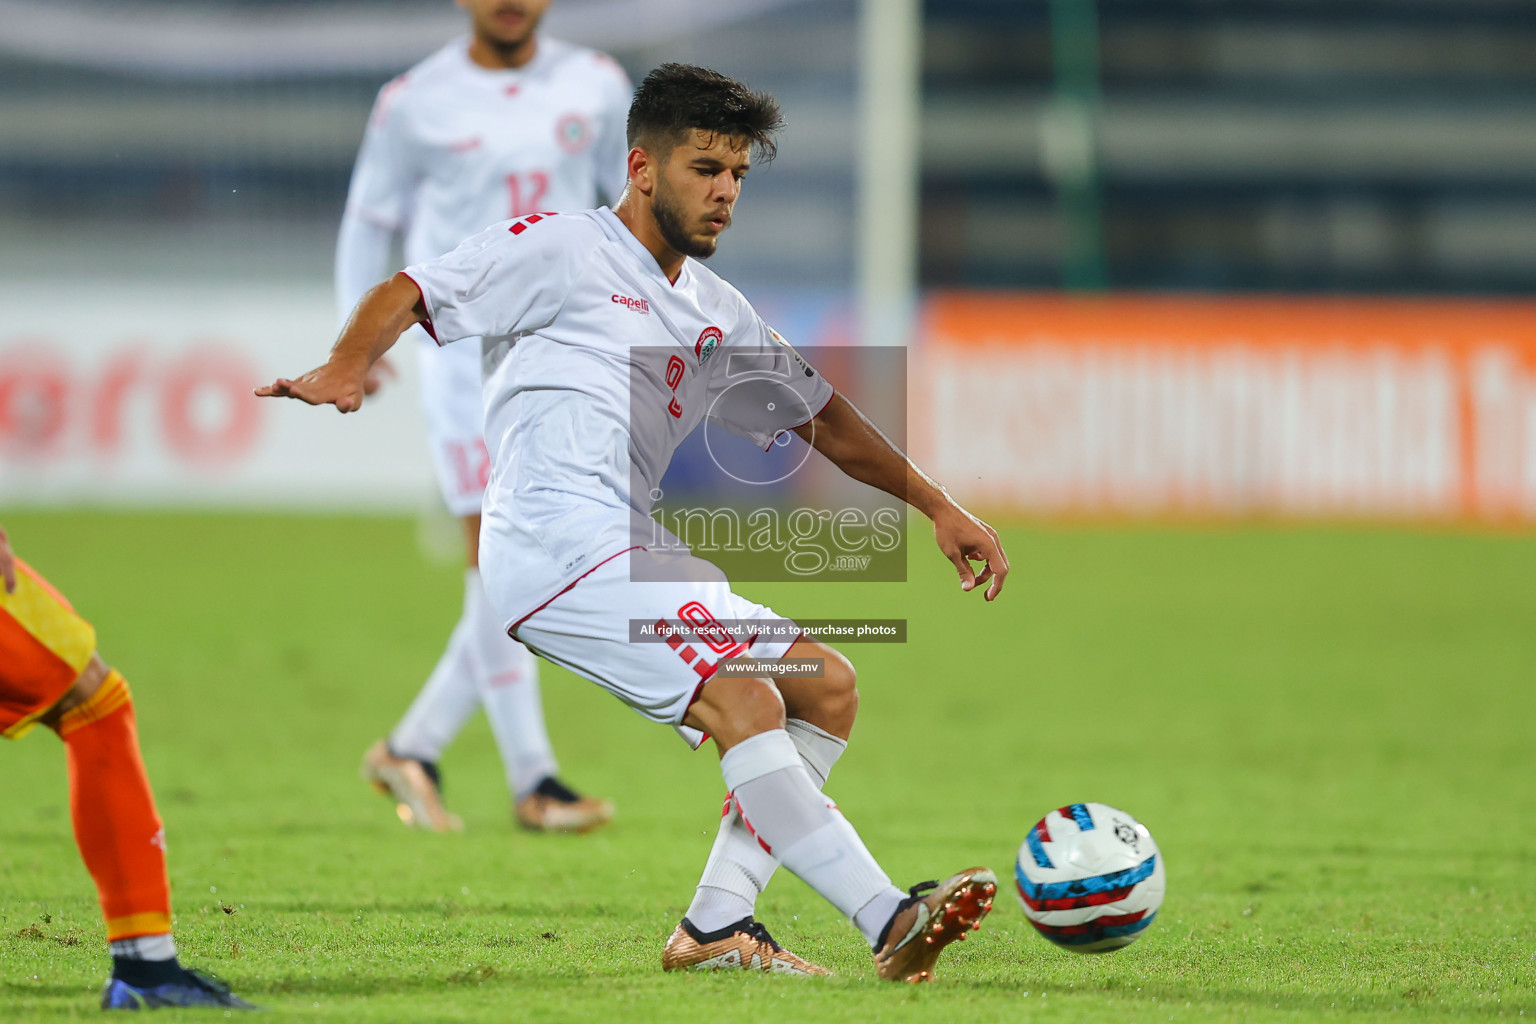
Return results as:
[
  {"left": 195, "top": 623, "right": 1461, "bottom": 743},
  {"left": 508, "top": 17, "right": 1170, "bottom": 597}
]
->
[
  {"left": 3, "top": 0, "right": 1536, "bottom": 520},
  {"left": 5, "top": 0, "right": 1536, "bottom": 293}
]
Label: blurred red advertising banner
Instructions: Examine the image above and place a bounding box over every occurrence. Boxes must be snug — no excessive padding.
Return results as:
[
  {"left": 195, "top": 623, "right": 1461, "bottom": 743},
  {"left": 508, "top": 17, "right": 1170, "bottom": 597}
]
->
[
  {"left": 0, "top": 283, "right": 435, "bottom": 509},
  {"left": 914, "top": 293, "right": 1536, "bottom": 523}
]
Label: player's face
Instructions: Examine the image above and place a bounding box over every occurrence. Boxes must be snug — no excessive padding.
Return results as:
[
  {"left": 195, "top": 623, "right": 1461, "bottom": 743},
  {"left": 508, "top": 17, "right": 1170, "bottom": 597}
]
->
[
  {"left": 650, "top": 130, "right": 750, "bottom": 260},
  {"left": 458, "top": 0, "right": 550, "bottom": 49}
]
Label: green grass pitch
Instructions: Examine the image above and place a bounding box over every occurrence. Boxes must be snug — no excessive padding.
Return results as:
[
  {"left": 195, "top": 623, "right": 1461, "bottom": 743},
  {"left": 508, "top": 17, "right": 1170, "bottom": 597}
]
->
[{"left": 1, "top": 511, "right": 1532, "bottom": 1022}]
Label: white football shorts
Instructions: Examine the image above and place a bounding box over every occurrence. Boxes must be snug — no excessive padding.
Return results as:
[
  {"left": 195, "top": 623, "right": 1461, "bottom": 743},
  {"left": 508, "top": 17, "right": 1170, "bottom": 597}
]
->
[
  {"left": 506, "top": 546, "right": 803, "bottom": 748},
  {"left": 414, "top": 330, "right": 489, "bottom": 517}
]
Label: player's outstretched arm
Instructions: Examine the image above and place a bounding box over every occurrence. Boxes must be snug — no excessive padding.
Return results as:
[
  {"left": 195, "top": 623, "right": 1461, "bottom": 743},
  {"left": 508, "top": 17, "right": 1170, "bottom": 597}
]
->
[
  {"left": 793, "top": 392, "right": 1009, "bottom": 600},
  {"left": 0, "top": 523, "right": 16, "bottom": 595},
  {"left": 254, "top": 273, "right": 426, "bottom": 412}
]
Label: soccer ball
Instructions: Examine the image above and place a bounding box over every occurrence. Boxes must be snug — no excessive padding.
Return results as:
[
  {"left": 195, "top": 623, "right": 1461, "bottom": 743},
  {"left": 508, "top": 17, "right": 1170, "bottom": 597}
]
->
[{"left": 1014, "top": 802, "right": 1165, "bottom": 952}]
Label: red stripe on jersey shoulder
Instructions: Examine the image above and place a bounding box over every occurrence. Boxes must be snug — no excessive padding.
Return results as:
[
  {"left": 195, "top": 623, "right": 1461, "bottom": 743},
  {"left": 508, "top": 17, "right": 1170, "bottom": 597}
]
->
[
  {"left": 592, "top": 52, "right": 630, "bottom": 86},
  {"left": 509, "top": 211, "right": 561, "bottom": 235},
  {"left": 371, "top": 73, "right": 411, "bottom": 128}
]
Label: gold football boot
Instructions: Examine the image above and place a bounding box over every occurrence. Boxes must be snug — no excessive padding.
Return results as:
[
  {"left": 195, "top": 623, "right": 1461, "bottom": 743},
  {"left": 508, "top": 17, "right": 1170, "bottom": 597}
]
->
[
  {"left": 873, "top": 867, "right": 997, "bottom": 982},
  {"left": 513, "top": 776, "right": 615, "bottom": 833},
  {"left": 662, "top": 917, "right": 831, "bottom": 976},
  {"left": 360, "top": 740, "right": 463, "bottom": 832}
]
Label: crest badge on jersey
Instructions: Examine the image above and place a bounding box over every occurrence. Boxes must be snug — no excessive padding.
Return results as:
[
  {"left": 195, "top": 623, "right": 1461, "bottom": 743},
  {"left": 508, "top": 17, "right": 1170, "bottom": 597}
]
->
[
  {"left": 695, "top": 326, "right": 723, "bottom": 364},
  {"left": 556, "top": 113, "right": 594, "bottom": 154}
]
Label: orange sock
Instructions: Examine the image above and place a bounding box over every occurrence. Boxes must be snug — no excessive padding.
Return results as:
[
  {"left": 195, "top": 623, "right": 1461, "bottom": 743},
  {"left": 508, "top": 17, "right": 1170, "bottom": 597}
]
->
[{"left": 52, "top": 671, "right": 173, "bottom": 942}]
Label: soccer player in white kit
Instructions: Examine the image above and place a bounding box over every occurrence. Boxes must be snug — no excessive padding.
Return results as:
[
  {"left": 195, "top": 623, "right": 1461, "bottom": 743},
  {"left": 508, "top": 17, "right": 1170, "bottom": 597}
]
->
[
  {"left": 337, "top": 0, "right": 626, "bottom": 833},
  {"left": 262, "top": 64, "right": 1010, "bottom": 982}
]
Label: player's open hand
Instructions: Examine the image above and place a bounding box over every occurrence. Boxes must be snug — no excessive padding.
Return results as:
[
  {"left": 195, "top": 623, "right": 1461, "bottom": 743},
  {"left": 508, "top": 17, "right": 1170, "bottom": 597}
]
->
[
  {"left": 0, "top": 524, "right": 15, "bottom": 595},
  {"left": 933, "top": 504, "right": 1009, "bottom": 601},
  {"left": 254, "top": 358, "right": 370, "bottom": 413}
]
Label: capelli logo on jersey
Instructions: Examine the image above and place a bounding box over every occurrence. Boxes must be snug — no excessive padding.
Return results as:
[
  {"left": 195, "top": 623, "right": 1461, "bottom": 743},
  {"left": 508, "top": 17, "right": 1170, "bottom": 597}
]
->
[
  {"left": 612, "top": 294, "right": 650, "bottom": 315},
  {"left": 696, "top": 326, "right": 723, "bottom": 364}
]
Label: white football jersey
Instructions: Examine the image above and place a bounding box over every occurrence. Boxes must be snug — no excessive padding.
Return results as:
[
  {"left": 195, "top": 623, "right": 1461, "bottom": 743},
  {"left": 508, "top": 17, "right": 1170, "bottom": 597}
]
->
[
  {"left": 340, "top": 34, "right": 632, "bottom": 516},
  {"left": 403, "top": 208, "right": 835, "bottom": 625},
  {"left": 345, "top": 35, "right": 632, "bottom": 267}
]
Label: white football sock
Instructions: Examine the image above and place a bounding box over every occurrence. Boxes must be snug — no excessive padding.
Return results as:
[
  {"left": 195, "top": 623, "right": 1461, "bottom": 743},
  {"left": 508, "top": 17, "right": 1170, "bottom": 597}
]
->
[
  {"left": 852, "top": 889, "right": 908, "bottom": 948},
  {"left": 464, "top": 568, "right": 558, "bottom": 800},
  {"left": 684, "top": 719, "right": 850, "bottom": 931},
  {"left": 388, "top": 575, "right": 481, "bottom": 762},
  {"left": 721, "top": 730, "right": 902, "bottom": 943},
  {"left": 108, "top": 933, "right": 176, "bottom": 961},
  {"left": 684, "top": 800, "right": 775, "bottom": 932},
  {"left": 785, "top": 718, "right": 847, "bottom": 789}
]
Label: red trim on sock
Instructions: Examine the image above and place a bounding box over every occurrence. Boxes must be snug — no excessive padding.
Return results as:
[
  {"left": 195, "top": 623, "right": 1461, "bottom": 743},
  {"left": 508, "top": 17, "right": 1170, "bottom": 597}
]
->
[{"left": 731, "top": 794, "right": 772, "bottom": 855}]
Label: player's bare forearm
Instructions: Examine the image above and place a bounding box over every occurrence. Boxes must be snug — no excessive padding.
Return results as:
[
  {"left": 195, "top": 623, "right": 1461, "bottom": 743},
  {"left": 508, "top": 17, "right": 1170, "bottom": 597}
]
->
[
  {"left": 333, "top": 275, "right": 425, "bottom": 369},
  {"left": 795, "top": 392, "right": 1010, "bottom": 599},
  {"left": 254, "top": 273, "right": 426, "bottom": 412},
  {"left": 795, "top": 392, "right": 939, "bottom": 509}
]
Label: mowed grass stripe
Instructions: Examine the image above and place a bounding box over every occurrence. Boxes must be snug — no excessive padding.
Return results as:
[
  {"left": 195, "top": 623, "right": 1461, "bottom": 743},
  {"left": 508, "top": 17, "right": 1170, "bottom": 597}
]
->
[{"left": 1, "top": 512, "right": 1531, "bottom": 1021}]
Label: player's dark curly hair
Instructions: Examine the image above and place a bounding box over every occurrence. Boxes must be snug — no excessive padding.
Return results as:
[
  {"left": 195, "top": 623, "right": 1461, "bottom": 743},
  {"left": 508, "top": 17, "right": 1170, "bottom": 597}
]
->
[{"left": 626, "top": 63, "right": 784, "bottom": 162}]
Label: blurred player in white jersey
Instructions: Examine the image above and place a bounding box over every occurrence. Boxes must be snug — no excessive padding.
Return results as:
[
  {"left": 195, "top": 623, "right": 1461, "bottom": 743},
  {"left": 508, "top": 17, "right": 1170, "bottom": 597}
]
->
[
  {"left": 267, "top": 65, "right": 1010, "bottom": 982},
  {"left": 336, "top": 0, "right": 626, "bottom": 833}
]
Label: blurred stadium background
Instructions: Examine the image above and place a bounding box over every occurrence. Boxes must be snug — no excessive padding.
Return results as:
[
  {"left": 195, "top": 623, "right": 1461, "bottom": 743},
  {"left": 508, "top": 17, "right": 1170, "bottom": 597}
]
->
[
  {"left": 2, "top": 0, "right": 1535, "bottom": 519},
  {"left": 3, "top": 5, "right": 1534, "bottom": 1016}
]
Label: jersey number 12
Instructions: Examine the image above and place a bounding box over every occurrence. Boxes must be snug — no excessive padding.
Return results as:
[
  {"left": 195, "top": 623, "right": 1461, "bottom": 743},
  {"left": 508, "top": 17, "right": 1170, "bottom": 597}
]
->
[{"left": 507, "top": 171, "right": 550, "bottom": 218}]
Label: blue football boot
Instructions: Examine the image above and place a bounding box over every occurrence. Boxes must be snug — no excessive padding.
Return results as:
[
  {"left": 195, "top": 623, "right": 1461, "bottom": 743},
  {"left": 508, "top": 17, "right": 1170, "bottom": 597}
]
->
[{"left": 101, "top": 966, "right": 256, "bottom": 1010}]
